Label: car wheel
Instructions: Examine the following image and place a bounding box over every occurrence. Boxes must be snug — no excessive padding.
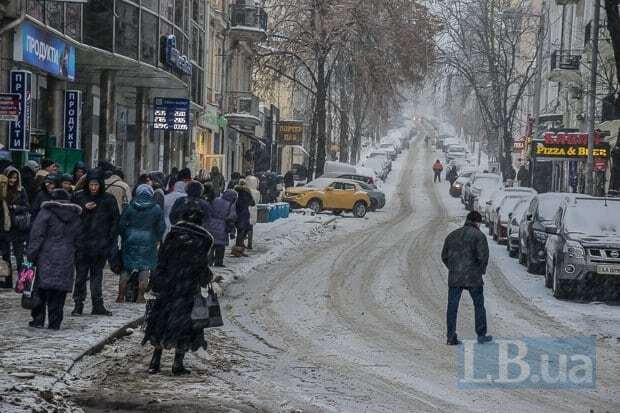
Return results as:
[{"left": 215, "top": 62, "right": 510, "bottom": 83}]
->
[
  {"left": 526, "top": 243, "right": 540, "bottom": 274},
  {"left": 552, "top": 265, "right": 570, "bottom": 299},
  {"left": 544, "top": 260, "right": 553, "bottom": 289},
  {"left": 353, "top": 201, "right": 367, "bottom": 218},
  {"left": 308, "top": 199, "right": 322, "bottom": 214}
]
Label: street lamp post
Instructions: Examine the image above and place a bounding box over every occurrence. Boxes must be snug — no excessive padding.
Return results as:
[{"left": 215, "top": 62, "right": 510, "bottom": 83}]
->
[
  {"left": 585, "top": 0, "right": 601, "bottom": 194},
  {"left": 529, "top": 1, "right": 545, "bottom": 187}
]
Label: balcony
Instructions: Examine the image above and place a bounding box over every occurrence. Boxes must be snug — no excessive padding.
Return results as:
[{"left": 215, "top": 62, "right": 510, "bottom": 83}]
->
[
  {"left": 224, "top": 92, "right": 261, "bottom": 129},
  {"left": 229, "top": 3, "right": 268, "bottom": 43},
  {"left": 547, "top": 50, "right": 582, "bottom": 83}
]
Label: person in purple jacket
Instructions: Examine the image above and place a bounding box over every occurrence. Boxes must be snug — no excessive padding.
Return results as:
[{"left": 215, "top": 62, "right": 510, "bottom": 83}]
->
[{"left": 206, "top": 189, "right": 237, "bottom": 267}]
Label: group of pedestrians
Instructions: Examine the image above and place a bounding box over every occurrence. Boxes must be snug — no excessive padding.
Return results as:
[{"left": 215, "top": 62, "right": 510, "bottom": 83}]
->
[{"left": 0, "top": 161, "right": 258, "bottom": 338}]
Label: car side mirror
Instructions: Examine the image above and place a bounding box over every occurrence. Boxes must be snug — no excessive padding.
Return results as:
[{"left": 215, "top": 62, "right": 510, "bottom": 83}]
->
[
  {"left": 544, "top": 224, "right": 558, "bottom": 235},
  {"left": 527, "top": 213, "right": 533, "bottom": 221},
  {"left": 325, "top": 187, "right": 333, "bottom": 192},
  {"left": 486, "top": 200, "right": 492, "bottom": 205}
]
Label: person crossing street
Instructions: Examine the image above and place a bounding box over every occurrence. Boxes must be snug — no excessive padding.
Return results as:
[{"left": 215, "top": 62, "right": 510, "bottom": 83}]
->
[
  {"left": 441, "top": 211, "right": 492, "bottom": 345},
  {"left": 432, "top": 160, "right": 444, "bottom": 183}
]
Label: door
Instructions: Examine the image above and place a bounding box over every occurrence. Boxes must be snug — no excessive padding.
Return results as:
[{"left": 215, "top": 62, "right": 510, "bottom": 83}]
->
[{"left": 323, "top": 181, "right": 344, "bottom": 209}]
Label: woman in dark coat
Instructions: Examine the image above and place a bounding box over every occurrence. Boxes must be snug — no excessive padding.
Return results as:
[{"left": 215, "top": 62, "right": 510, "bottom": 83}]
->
[
  {"left": 232, "top": 180, "right": 255, "bottom": 257},
  {"left": 143, "top": 205, "right": 213, "bottom": 375},
  {"left": 206, "top": 189, "right": 237, "bottom": 267},
  {"left": 26, "top": 189, "right": 82, "bottom": 329},
  {"left": 1, "top": 167, "right": 30, "bottom": 286},
  {"left": 117, "top": 184, "right": 165, "bottom": 303},
  {"left": 31, "top": 174, "right": 58, "bottom": 219}
]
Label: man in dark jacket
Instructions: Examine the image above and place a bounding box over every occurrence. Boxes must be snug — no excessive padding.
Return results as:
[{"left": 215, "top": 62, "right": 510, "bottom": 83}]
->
[
  {"left": 71, "top": 168, "right": 120, "bottom": 316},
  {"left": 516, "top": 164, "right": 530, "bottom": 187},
  {"left": 170, "top": 180, "right": 210, "bottom": 228},
  {"left": 441, "top": 211, "right": 491, "bottom": 345}
]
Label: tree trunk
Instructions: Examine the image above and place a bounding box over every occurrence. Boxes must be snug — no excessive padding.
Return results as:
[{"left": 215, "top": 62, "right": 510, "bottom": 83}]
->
[
  {"left": 308, "top": 99, "right": 317, "bottom": 180},
  {"left": 338, "top": 68, "right": 350, "bottom": 163},
  {"left": 315, "top": 55, "right": 327, "bottom": 176},
  {"left": 605, "top": 0, "right": 620, "bottom": 87}
]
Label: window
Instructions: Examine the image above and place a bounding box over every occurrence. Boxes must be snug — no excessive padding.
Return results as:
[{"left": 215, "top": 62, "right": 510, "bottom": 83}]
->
[
  {"left": 160, "top": 0, "right": 174, "bottom": 21},
  {"left": 46, "top": 1, "right": 64, "bottom": 32},
  {"left": 343, "top": 183, "right": 356, "bottom": 191},
  {"left": 65, "top": 4, "right": 82, "bottom": 40},
  {"left": 84, "top": 0, "right": 114, "bottom": 51},
  {"left": 175, "top": 0, "right": 184, "bottom": 28},
  {"left": 191, "top": 66, "right": 204, "bottom": 105},
  {"left": 26, "top": 0, "right": 44, "bottom": 21},
  {"left": 141, "top": 10, "right": 158, "bottom": 65},
  {"left": 142, "top": 0, "right": 158, "bottom": 12},
  {"left": 115, "top": 1, "right": 140, "bottom": 59}
]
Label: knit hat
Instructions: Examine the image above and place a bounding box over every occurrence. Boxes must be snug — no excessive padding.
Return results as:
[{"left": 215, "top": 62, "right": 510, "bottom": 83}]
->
[
  {"left": 60, "top": 173, "right": 73, "bottom": 183},
  {"left": 41, "top": 159, "right": 56, "bottom": 169},
  {"left": 178, "top": 168, "right": 192, "bottom": 181},
  {"left": 466, "top": 211, "right": 483, "bottom": 223},
  {"left": 135, "top": 183, "right": 154, "bottom": 198},
  {"left": 25, "top": 160, "right": 40, "bottom": 172}
]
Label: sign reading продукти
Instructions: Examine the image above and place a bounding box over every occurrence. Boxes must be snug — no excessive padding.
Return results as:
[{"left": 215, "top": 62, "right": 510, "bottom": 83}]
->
[
  {"left": 153, "top": 98, "right": 190, "bottom": 131},
  {"left": 534, "top": 131, "right": 610, "bottom": 159},
  {"left": 8, "top": 70, "right": 32, "bottom": 151},
  {"left": 64, "top": 90, "right": 82, "bottom": 149},
  {"left": 13, "top": 21, "right": 76, "bottom": 81},
  {"left": 0, "top": 94, "right": 21, "bottom": 121}
]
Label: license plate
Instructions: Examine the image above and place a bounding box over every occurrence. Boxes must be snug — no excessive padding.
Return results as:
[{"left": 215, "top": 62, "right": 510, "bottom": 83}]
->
[{"left": 596, "top": 264, "right": 620, "bottom": 275}]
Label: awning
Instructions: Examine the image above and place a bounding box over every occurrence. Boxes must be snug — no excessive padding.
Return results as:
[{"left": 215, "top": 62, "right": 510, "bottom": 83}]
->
[{"left": 229, "top": 125, "right": 266, "bottom": 146}]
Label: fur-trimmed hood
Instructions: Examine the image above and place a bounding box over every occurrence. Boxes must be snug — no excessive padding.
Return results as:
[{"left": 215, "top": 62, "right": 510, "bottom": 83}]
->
[
  {"left": 41, "top": 200, "right": 82, "bottom": 222},
  {"left": 4, "top": 166, "right": 22, "bottom": 191}
]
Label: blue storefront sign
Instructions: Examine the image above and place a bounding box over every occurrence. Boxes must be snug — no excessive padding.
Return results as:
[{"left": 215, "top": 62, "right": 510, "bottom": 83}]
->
[
  {"left": 162, "top": 35, "right": 192, "bottom": 75},
  {"left": 13, "top": 21, "right": 76, "bottom": 81},
  {"left": 8, "top": 70, "right": 32, "bottom": 151},
  {"left": 64, "top": 90, "right": 81, "bottom": 149},
  {"left": 153, "top": 97, "right": 190, "bottom": 131}
]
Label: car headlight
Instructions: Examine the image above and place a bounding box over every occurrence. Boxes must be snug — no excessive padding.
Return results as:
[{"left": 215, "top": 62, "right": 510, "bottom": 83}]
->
[
  {"left": 454, "top": 183, "right": 461, "bottom": 188},
  {"left": 533, "top": 230, "right": 547, "bottom": 243},
  {"left": 563, "top": 240, "right": 585, "bottom": 259}
]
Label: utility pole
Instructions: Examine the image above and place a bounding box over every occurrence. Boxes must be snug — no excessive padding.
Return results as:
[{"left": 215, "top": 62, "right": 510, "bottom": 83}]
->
[
  {"left": 530, "top": 1, "right": 545, "bottom": 187},
  {"left": 586, "top": 0, "right": 601, "bottom": 194}
]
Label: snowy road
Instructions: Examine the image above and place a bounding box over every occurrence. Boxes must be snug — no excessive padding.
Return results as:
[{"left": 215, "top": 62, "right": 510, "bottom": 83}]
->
[{"left": 73, "top": 140, "right": 620, "bottom": 412}]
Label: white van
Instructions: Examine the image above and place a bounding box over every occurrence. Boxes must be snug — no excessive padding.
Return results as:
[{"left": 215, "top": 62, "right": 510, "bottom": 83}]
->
[{"left": 323, "top": 161, "right": 356, "bottom": 175}]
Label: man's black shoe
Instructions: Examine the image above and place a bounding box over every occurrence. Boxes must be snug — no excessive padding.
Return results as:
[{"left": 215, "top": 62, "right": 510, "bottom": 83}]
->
[
  {"left": 477, "top": 335, "right": 493, "bottom": 344},
  {"left": 71, "top": 303, "right": 83, "bottom": 316},
  {"left": 91, "top": 306, "right": 112, "bottom": 316},
  {"left": 28, "top": 321, "right": 44, "bottom": 329},
  {"left": 446, "top": 336, "right": 462, "bottom": 346}
]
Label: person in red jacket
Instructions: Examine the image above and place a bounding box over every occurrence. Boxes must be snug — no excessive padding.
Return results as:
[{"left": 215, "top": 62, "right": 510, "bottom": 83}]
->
[{"left": 432, "top": 160, "right": 444, "bottom": 183}]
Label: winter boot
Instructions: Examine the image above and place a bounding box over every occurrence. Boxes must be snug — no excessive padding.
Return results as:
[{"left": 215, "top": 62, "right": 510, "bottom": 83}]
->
[
  {"left": 172, "top": 351, "right": 191, "bottom": 376},
  {"left": 246, "top": 230, "right": 253, "bottom": 250},
  {"left": 148, "top": 348, "right": 162, "bottom": 374},
  {"left": 71, "top": 303, "right": 83, "bottom": 316},
  {"left": 230, "top": 246, "right": 243, "bottom": 257},
  {"left": 91, "top": 303, "right": 112, "bottom": 316},
  {"left": 116, "top": 281, "right": 128, "bottom": 303},
  {"left": 136, "top": 281, "right": 148, "bottom": 304}
]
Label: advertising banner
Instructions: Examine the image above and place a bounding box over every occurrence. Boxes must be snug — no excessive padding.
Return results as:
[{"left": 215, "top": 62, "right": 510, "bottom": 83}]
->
[
  {"left": 13, "top": 21, "right": 76, "bottom": 80},
  {"left": 0, "top": 94, "right": 21, "bottom": 121},
  {"left": 153, "top": 97, "right": 190, "bottom": 131},
  {"left": 64, "top": 90, "right": 81, "bottom": 149},
  {"left": 277, "top": 120, "right": 304, "bottom": 146},
  {"left": 8, "top": 70, "right": 32, "bottom": 151}
]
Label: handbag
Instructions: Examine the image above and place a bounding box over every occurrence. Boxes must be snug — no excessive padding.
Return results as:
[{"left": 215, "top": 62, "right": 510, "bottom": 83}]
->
[
  {"left": 20, "top": 265, "right": 40, "bottom": 310},
  {"left": 15, "top": 263, "right": 35, "bottom": 293},
  {"left": 109, "top": 245, "right": 123, "bottom": 275},
  {"left": 190, "top": 284, "right": 224, "bottom": 329}
]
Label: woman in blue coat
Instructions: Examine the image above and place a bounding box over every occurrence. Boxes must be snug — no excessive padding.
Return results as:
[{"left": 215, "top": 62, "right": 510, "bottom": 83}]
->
[
  {"left": 117, "top": 184, "right": 165, "bottom": 303},
  {"left": 206, "top": 189, "right": 237, "bottom": 267}
]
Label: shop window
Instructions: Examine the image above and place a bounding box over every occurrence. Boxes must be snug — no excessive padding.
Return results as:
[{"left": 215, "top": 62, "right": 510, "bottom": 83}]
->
[
  {"left": 116, "top": 1, "right": 139, "bottom": 60},
  {"left": 65, "top": 4, "right": 82, "bottom": 41},
  {"left": 141, "top": 10, "right": 158, "bottom": 66},
  {"left": 46, "top": 1, "right": 64, "bottom": 32},
  {"left": 160, "top": 0, "right": 174, "bottom": 21},
  {"left": 142, "top": 0, "right": 158, "bottom": 12},
  {"left": 84, "top": 0, "right": 114, "bottom": 51}
]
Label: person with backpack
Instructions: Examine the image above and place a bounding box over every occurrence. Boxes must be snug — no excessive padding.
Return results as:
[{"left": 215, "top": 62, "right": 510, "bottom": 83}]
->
[
  {"left": 117, "top": 184, "right": 165, "bottom": 303},
  {"left": 71, "top": 168, "right": 120, "bottom": 316},
  {"left": 206, "top": 189, "right": 237, "bottom": 267},
  {"left": 105, "top": 167, "right": 132, "bottom": 214},
  {"left": 26, "top": 189, "right": 82, "bottom": 329}
]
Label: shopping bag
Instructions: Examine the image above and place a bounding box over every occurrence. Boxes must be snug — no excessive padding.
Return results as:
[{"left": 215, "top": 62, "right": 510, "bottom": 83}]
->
[
  {"left": 20, "top": 266, "right": 40, "bottom": 310},
  {"left": 191, "top": 294, "right": 210, "bottom": 330},
  {"left": 205, "top": 285, "right": 224, "bottom": 328},
  {"left": 15, "top": 263, "right": 35, "bottom": 294}
]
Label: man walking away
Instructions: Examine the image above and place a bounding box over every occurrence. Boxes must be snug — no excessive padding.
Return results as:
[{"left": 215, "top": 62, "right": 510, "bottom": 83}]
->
[
  {"left": 441, "top": 211, "right": 492, "bottom": 345},
  {"left": 105, "top": 167, "right": 132, "bottom": 214},
  {"left": 517, "top": 164, "right": 529, "bottom": 187},
  {"left": 432, "top": 160, "right": 444, "bottom": 183},
  {"left": 72, "top": 168, "right": 120, "bottom": 316}
]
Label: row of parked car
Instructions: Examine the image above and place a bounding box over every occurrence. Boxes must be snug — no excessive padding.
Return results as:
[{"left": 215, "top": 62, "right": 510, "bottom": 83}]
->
[
  {"left": 451, "top": 170, "right": 620, "bottom": 301},
  {"left": 282, "top": 133, "right": 411, "bottom": 217}
]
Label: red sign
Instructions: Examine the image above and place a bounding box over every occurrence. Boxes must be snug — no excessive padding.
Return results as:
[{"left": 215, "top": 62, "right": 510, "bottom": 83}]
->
[
  {"left": 543, "top": 131, "right": 603, "bottom": 146},
  {"left": 594, "top": 158, "right": 607, "bottom": 171},
  {"left": 0, "top": 93, "right": 20, "bottom": 122}
]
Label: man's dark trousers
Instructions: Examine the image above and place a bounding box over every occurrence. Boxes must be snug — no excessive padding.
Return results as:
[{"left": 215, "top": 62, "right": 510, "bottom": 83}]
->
[
  {"left": 447, "top": 286, "right": 487, "bottom": 340},
  {"left": 434, "top": 172, "right": 441, "bottom": 183},
  {"left": 73, "top": 255, "right": 107, "bottom": 307}
]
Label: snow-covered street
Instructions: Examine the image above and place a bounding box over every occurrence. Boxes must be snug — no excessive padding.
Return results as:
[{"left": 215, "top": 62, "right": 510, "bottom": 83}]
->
[{"left": 54, "top": 138, "right": 620, "bottom": 412}]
